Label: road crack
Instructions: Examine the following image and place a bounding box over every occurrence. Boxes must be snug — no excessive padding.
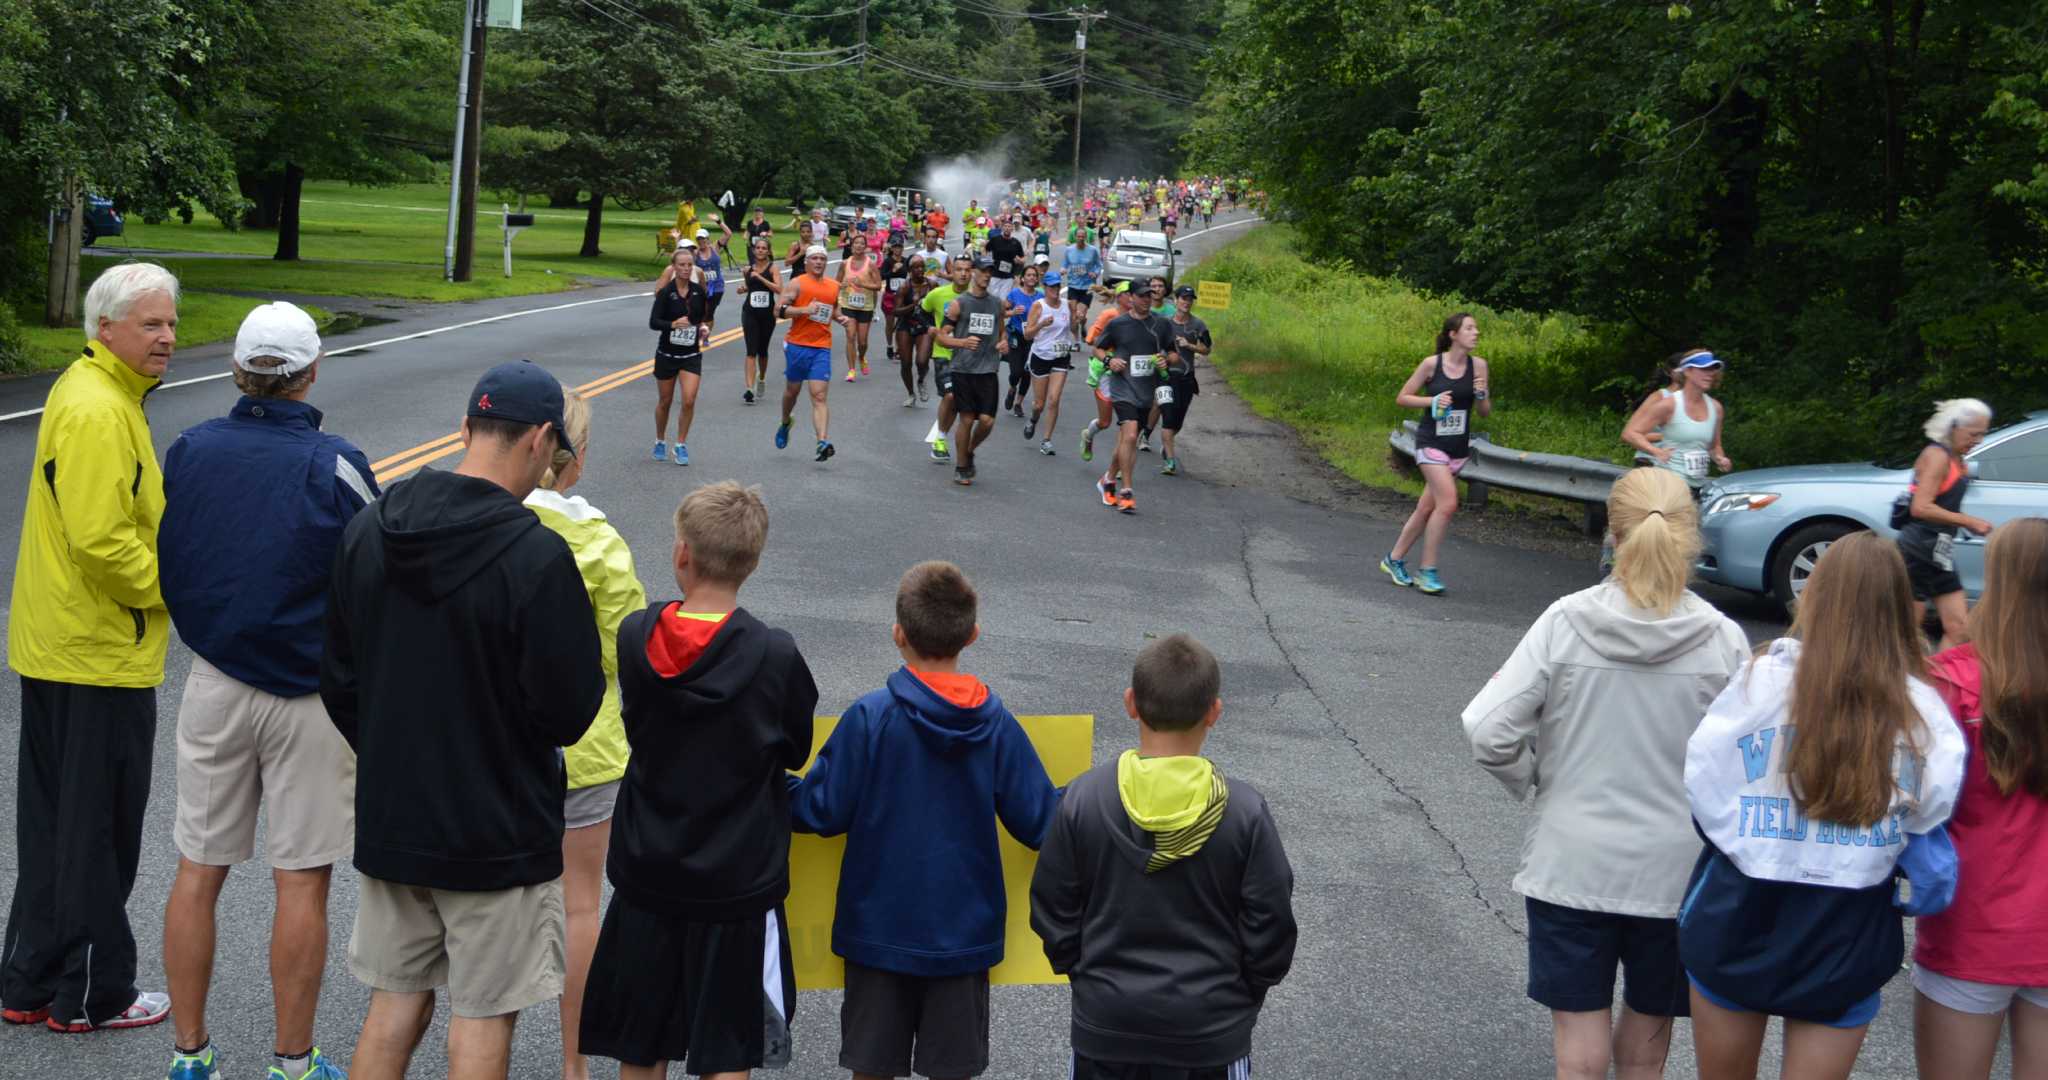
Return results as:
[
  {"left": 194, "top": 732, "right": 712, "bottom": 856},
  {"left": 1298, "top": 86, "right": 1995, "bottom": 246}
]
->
[{"left": 1236, "top": 516, "right": 1524, "bottom": 941}]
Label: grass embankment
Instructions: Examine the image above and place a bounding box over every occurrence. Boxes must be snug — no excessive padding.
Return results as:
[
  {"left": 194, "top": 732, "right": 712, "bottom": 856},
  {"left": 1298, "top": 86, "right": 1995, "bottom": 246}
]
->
[
  {"left": 9, "top": 182, "right": 800, "bottom": 372},
  {"left": 1180, "top": 226, "right": 1630, "bottom": 498}
]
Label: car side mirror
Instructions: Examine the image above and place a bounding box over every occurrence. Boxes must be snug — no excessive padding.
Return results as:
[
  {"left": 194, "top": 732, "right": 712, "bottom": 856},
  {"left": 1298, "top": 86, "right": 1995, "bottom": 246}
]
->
[{"left": 1966, "top": 458, "right": 1982, "bottom": 479}]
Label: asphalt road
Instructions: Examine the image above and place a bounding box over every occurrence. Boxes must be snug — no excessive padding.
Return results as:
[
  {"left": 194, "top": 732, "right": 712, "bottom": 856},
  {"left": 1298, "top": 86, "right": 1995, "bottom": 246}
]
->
[{"left": 2, "top": 208, "right": 1942, "bottom": 1080}]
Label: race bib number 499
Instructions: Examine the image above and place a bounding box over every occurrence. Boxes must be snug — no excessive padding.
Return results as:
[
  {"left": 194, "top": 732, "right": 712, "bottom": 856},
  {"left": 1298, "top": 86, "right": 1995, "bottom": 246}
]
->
[{"left": 1436, "top": 409, "right": 1468, "bottom": 436}]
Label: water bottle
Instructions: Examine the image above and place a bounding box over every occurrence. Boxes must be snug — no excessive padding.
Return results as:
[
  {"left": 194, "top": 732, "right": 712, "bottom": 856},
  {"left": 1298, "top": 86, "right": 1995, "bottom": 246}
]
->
[{"left": 1431, "top": 392, "right": 1448, "bottom": 424}]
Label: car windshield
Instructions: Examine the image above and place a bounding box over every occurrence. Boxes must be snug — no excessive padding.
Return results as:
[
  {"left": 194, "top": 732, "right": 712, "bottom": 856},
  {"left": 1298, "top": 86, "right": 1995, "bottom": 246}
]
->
[{"left": 1873, "top": 418, "right": 2026, "bottom": 470}]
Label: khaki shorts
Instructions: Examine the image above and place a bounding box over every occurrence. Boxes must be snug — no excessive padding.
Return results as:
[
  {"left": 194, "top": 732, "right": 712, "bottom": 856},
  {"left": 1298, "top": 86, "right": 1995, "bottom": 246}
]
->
[
  {"left": 349, "top": 875, "right": 565, "bottom": 1018},
  {"left": 174, "top": 655, "right": 355, "bottom": 869}
]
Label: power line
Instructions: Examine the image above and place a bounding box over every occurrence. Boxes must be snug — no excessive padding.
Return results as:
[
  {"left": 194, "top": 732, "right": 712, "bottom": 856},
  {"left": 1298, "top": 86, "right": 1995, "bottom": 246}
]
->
[{"left": 726, "top": 0, "right": 862, "bottom": 18}]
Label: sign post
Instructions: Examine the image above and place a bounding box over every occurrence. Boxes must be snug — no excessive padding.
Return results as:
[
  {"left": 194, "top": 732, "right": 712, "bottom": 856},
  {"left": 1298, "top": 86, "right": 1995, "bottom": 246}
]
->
[{"left": 501, "top": 204, "right": 534, "bottom": 278}]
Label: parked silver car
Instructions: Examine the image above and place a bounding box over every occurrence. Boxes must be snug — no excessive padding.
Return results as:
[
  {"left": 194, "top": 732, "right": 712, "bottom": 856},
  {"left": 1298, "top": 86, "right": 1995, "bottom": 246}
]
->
[
  {"left": 1696, "top": 411, "right": 2048, "bottom": 609},
  {"left": 1103, "top": 230, "right": 1179, "bottom": 286}
]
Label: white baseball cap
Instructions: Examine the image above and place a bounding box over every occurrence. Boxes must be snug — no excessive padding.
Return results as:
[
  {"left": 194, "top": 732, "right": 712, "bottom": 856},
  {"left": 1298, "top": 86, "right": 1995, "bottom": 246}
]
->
[
  {"left": 805, "top": 244, "right": 828, "bottom": 258},
  {"left": 695, "top": 227, "right": 709, "bottom": 239},
  {"left": 233, "top": 302, "right": 320, "bottom": 376},
  {"left": 679, "top": 237, "right": 698, "bottom": 249}
]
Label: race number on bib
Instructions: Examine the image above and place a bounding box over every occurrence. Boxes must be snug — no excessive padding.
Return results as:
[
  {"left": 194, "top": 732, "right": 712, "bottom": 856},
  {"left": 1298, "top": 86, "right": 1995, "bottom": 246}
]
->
[
  {"left": 1436, "top": 409, "right": 1468, "bottom": 436},
  {"left": 967, "top": 313, "right": 997, "bottom": 336},
  {"left": 1933, "top": 532, "right": 1957, "bottom": 572},
  {"left": 1679, "top": 449, "right": 1710, "bottom": 480},
  {"left": 1154, "top": 384, "right": 1175, "bottom": 406},
  {"left": 842, "top": 290, "right": 874, "bottom": 311},
  {"left": 889, "top": 277, "right": 906, "bottom": 292},
  {"left": 997, "top": 260, "right": 1013, "bottom": 275},
  {"left": 1129, "top": 354, "right": 1159, "bottom": 378},
  {"left": 749, "top": 291, "right": 771, "bottom": 309},
  {"left": 808, "top": 302, "right": 834, "bottom": 324},
  {"left": 668, "top": 326, "right": 698, "bottom": 347}
]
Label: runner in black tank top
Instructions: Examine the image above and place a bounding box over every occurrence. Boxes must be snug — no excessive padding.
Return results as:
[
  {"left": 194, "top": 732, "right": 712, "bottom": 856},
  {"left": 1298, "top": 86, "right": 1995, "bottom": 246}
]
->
[
  {"left": 1897, "top": 399, "right": 1996, "bottom": 649},
  {"left": 1383, "top": 313, "right": 1491, "bottom": 595},
  {"left": 740, "top": 240, "right": 781, "bottom": 404}
]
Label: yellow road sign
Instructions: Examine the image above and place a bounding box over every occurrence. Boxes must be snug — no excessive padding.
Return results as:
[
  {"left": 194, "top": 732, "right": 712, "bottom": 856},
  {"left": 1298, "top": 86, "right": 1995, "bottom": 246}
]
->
[
  {"left": 1195, "top": 280, "right": 1232, "bottom": 310},
  {"left": 786, "top": 713, "right": 1095, "bottom": 988}
]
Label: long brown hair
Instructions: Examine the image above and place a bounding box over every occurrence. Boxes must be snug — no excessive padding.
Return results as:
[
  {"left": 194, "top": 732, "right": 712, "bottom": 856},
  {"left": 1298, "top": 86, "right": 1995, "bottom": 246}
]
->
[
  {"left": 1969, "top": 518, "right": 2048, "bottom": 798},
  {"left": 1783, "top": 531, "right": 1928, "bottom": 826}
]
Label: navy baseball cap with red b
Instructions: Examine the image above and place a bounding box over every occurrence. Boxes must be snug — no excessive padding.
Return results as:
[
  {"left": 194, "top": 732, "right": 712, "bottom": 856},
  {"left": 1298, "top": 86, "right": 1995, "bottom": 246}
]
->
[{"left": 467, "top": 360, "right": 573, "bottom": 451}]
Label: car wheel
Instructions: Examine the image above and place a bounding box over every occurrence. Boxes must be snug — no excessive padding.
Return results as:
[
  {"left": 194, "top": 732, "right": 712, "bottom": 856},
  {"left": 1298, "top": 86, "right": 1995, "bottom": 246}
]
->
[
  {"left": 1770, "top": 521, "right": 1860, "bottom": 613},
  {"left": 81, "top": 222, "right": 96, "bottom": 248}
]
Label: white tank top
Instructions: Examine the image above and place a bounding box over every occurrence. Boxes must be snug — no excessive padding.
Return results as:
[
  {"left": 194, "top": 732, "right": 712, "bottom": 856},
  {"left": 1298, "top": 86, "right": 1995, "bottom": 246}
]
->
[{"left": 1029, "top": 297, "right": 1073, "bottom": 359}]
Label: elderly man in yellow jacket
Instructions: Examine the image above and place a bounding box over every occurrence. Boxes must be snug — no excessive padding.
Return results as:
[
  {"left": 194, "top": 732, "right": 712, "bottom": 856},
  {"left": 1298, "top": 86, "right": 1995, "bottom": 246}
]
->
[{"left": 2, "top": 263, "right": 179, "bottom": 1035}]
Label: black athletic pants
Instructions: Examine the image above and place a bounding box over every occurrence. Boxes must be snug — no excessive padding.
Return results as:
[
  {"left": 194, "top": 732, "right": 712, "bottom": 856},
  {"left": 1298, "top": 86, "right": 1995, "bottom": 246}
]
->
[
  {"left": 1005, "top": 340, "right": 1032, "bottom": 400},
  {"left": 1, "top": 677, "right": 155, "bottom": 1025}
]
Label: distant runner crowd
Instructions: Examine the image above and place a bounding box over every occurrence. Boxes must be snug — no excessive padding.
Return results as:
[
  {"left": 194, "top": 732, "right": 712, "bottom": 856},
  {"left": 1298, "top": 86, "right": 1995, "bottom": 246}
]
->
[
  {"left": 641, "top": 177, "right": 1252, "bottom": 510},
  {"left": 6, "top": 213, "right": 2045, "bottom": 1080}
]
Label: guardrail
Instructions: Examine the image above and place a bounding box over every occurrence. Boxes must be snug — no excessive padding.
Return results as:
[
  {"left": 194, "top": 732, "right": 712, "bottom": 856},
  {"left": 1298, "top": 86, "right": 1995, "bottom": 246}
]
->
[{"left": 1389, "top": 421, "right": 1625, "bottom": 535}]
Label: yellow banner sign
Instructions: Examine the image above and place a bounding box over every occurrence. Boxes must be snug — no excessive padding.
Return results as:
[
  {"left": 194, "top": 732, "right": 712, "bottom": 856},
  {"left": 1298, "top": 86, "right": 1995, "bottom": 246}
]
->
[
  {"left": 1195, "top": 280, "right": 1232, "bottom": 310},
  {"left": 785, "top": 713, "right": 1095, "bottom": 989}
]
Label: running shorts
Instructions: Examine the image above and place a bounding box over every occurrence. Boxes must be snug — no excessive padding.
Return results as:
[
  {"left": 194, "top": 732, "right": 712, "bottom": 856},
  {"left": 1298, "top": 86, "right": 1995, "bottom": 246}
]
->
[
  {"left": 783, "top": 343, "right": 832, "bottom": 383},
  {"left": 1113, "top": 400, "right": 1149, "bottom": 427},
  {"left": 846, "top": 308, "right": 874, "bottom": 324},
  {"left": 1160, "top": 379, "right": 1197, "bottom": 432},
  {"left": 1087, "top": 356, "right": 1106, "bottom": 389},
  {"left": 654, "top": 351, "right": 703, "bottom": 380},
  {"left": 1028, "top": 353, "right": 1073, "bottom": 377},
  {"left": 1067, "top": 286, "right": 1092, "bottom": 304},
  {"left": 1417, "top": 445, "right": 1470, "bottom": 476},
  {"left": 952, "top": 372, "right": 1000, "bottom": 418}
]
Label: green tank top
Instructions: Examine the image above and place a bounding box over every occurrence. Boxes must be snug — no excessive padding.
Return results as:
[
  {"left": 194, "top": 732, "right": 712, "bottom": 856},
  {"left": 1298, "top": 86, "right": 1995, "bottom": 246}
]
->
[{"left": 1640, "top": 388, "right": 1720, "bottom": 486}]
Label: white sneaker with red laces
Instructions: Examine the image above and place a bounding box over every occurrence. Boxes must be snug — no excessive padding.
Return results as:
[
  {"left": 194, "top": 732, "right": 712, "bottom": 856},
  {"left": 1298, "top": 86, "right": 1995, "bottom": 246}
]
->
[{"left": 47, "top": 990, "right": 170, "bottom": 1033}]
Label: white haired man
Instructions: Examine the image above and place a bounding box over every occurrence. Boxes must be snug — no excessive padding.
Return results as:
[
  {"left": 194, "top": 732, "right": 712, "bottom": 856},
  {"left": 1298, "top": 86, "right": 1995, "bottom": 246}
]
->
[
  {"left": 156, "top": 302, "right": 373, "bottom": 1080},
  {"left": 2, "top": 262, "right": 180, "bottom": 1034}
]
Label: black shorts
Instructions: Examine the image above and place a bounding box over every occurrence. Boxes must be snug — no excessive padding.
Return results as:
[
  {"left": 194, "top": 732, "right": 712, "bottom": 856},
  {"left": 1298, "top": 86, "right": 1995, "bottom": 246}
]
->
[
  {"left": 935, "top": 361, "right": 954, "bottom": 396},
  {"left": 1072, "top": 1053, "right": 1252, "bottom": 1080},
  {"left": 1524, "top": 896, "right": 1688, "bottom": 1017},
  {"left": 1028, "top": 352, "right": 1073, "bottom": 377},
  {"left": 1066, "top": 287, "right": 1093, "bottom": 304},
  {"left": 578, "top": 895, "right": 796, "bottom": 1072},
  {"left": 846, "top": 307, "right": 875, "bottom": 324},
  {"left": 1160, "top": 379, "right": 1198, "bottom": 431},
  {"left": 654, "top": 351, "right": 703, "bottom": 380},
  {"left": 1113, "top": 399, "right": 1150, "bottom": 427},
  {"left": 704, "top": 291, "right": 725, "bottom": 316},
  {"left": 951, "top": 371, "right": 1000, "bottom": 417},
  {"left": 1899, "top": 538, "right": 1964, "bottom": 601},
  {"left": 742, "top": 311, "right": 776, "bottom": 356},
  {"left": 839, "top": 961, "right": 990, "bottom": 1079},
  {"left": 900, "top": 320, "right": 931, "bottom": 339}
]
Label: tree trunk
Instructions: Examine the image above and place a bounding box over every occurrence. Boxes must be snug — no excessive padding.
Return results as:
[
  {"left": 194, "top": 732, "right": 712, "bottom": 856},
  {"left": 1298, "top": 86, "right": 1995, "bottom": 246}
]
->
[
  {"left": 274, "top": 162, "right": 306, "bottom": 261},
  {"left": 239, "top": 171, "right": 285, "bottom": 229},
  {"left": 580, "top": 190, "right": 605, "bottom": 257},
  {"left": 45, "top": 181, "right": 82, "bottom": 329}
]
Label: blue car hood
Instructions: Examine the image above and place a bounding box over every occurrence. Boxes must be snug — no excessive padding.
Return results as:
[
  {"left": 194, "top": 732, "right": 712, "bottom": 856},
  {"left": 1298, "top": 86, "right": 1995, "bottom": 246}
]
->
[{"left": 1711, "top": 461, "right": 1907, "bottom": 490}]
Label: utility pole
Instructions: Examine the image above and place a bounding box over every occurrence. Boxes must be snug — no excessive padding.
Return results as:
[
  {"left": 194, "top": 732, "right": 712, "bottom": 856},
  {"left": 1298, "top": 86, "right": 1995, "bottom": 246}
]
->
[
  {"left": 443, "top": 0, "right": 487, "bottom": 282},
  {"left": 857, "top": 0, "right": 868, "bottom": 70},
  {"left": 1071, "top": 11, "right": 1092, "bottom": 198}
]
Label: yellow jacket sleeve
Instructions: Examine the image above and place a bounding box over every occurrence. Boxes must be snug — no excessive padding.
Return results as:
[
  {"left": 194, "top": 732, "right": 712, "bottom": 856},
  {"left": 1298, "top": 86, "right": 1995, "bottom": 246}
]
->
[{"left": 51, "top": 403, "right": 162, "bottom": 611}]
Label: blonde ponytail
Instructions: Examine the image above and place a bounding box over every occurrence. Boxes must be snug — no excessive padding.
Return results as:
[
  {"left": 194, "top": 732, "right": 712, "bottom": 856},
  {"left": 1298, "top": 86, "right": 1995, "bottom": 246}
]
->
[
  {"left": 1608, "top": 468, "right": 1701, "bottom": 615},
  {"left": 537, "top": 390, "right": 591, "bottom": 490}
]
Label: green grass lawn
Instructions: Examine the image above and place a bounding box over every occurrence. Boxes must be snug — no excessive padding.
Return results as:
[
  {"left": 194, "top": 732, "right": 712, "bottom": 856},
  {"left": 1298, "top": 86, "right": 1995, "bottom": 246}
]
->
[
  {"left": 14, "top": 292, "right": 330, "bottom": 375},
  {"left": 4, "top": 182, "right": 809, "bottom": 373},
  {"left": 1179, "top": 226, "right": 1633, "bottom": 498}
]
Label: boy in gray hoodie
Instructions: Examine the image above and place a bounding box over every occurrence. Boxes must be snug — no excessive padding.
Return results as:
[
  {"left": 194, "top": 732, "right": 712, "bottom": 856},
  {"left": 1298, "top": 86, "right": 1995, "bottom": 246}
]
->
[{"left": 1028, "top": 634, "right": 1296, "bottom": 1080}]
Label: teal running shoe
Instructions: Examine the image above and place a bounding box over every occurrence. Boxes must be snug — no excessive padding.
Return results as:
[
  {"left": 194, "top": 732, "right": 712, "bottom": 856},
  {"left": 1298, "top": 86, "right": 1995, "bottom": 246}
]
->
[
  {"left": 774, "top": 418, "right": 792, "bottom": 449},
  {"left": 1415, "top": 566, "right": 1445, "bottom": 595},
  {"left": 168, "top": 1045, "right": 221, "bottom": 1080},
  {"left": 269, "top": 1047, "right": 347, "bottom": 1080},
  {"left": 1380, "top": 556, "right": 1413, "bottom": 588},
  {"left": 674, "top": 443, "right": 689, "bottom": 466},
  {"left": 650, "top": 440, "right": 668, "bottom": 462}
]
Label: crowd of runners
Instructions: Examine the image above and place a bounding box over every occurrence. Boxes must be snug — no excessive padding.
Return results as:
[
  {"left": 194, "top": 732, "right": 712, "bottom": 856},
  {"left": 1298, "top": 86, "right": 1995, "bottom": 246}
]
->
[{"left": 642, "top": 177, "right": 1242, "bottom": 512}]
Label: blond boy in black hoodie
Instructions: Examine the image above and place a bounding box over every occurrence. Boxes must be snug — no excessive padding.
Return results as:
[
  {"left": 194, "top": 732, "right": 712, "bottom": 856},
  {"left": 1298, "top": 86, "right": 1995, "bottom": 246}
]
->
[{"left": 1029, "top": 634, "right": 1297, "bottom": 1080}]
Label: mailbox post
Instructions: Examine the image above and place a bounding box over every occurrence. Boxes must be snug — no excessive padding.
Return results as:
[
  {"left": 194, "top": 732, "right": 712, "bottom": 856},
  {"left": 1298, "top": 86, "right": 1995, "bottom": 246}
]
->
[{"left": 501, "top": 204, "right": 535, "bottom": 277}]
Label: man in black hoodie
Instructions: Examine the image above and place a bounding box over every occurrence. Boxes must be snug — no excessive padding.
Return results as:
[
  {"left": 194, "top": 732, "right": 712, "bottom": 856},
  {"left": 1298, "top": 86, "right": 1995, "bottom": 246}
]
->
[
  {"left": 320, "top": 360, "right": 604, "bottom": 1080},
  {"left": 1029, "top": 634, "right": 1296, "bottom": 1080}
]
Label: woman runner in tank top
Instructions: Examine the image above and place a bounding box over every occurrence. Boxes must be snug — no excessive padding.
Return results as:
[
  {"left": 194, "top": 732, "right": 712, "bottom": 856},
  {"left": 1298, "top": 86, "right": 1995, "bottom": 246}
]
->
[
  {"left": 694, "top": 245, "right": 725, "bottom": 335},
  {"left": 894, "top": 260, "right": 935, "bottom": 405},
  {"left": 837, "top": 233, "right": 882, "bottom": 382},
  {"left": 1381, "top": 313, "right": 1491, "bottom": 596},
  {"left": 1898, "top": 399, "right": 1996, "bottom": 650},
  {"left": 880, "top": 241, "right": 911, "bottom": 365},
  {"left": 1622, "top": 349, "right": 1730, "bottom": 491},
  {"left": 1022, "top": 271, "right": 1075, "bottom": 455},
  {"left": 739, "top": 238, "right": 782, "bottom": 405}
]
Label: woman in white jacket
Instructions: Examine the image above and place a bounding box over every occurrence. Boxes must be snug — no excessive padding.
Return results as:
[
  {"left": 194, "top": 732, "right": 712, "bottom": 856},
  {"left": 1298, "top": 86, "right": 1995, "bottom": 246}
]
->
[{"left": 1463, "top": 467, "right": 1750, "bottom": 1080}]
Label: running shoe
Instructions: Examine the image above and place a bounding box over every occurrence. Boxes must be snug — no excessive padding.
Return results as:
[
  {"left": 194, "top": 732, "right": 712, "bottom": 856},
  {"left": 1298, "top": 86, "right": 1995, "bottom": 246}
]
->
[
  {"left": 167, "top": 1044, "right": 221, "bottom": 1079},
  {"left": 1099, "top": 474, "right": 1117, "bottom": 508},
  {"left": 756, "top": 376, "right": 767, "bottom": 397},
  {"left": 774, "top": 418, "right": 792, "bottom": 450},
  {"left": 1117, "top": 489, "right": 1136, "bottom": 514},
  {"left": 1023, "top": 409, "right": 1040, "bottom": 440},
  {"left": 917, "top": 383, "right": 930, "bottom": 403},
  {"left": 860, "top": 358, "right": 871, "bottom": 377},
  {"left": 1415, "top": 566, "right": 1445, "bottom": 595},
  {"left": 1161, "top": 456, "right": 1179, "bottom": 476},
  {"left": 743, "top": 389, "right": 755, "bottom": 405},
  {"left": 1380, "top": 556, "right": 1413, "bottom": 588},
  {"left": 903, "top": 394, "right": 917, "bottom": 408},
  {"left": 845, "top": 369, "right": 857, "bottom": 383},
  {"left": 674, "top": 443, "right": 689, "bottom": 466},
  {"left": 651, "top": 440, "right": 669, "bottom": 462},
  {"left": 1004, "top": 390, "right": 1017, "bottom": 414},
  {"left": 268, "top": 1048, "right": 346, "bottom": 1080},
  {"left": 1137, "top": 428, "right": 1153, "bottom": 453},
  {"left": 2, "top": 1003, "right": 50, "bottom": 1025},
  {"left": 1039, "top": 440, "right": 1055, "bottom": 456},
  {"left": 930, "top": 437, "right": 949, "bottom": 462},
  {"left": 1080, "top": 420, "right": 1098, "bottom": 462},
  {"left": 816, "top": 440, "right": 836, "bottom": 462},
  {"left": 48, "top": 991, "right": 170, "bottom": 1032},
  {"left": 954, "top": 469, "right": 973, "bottom": 487}
]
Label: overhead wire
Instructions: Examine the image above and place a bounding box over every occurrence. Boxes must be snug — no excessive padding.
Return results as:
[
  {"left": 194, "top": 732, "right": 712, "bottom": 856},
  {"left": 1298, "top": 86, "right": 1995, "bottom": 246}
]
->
[{"left": 726, "top": 0, "right": 863, "bottom": 18}]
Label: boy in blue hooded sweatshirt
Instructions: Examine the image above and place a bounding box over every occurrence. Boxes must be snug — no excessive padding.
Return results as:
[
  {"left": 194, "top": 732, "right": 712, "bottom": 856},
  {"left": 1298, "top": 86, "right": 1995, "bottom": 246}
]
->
[{"left": 789, "top": 560, "right": 1060, "bottom": 1080}]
